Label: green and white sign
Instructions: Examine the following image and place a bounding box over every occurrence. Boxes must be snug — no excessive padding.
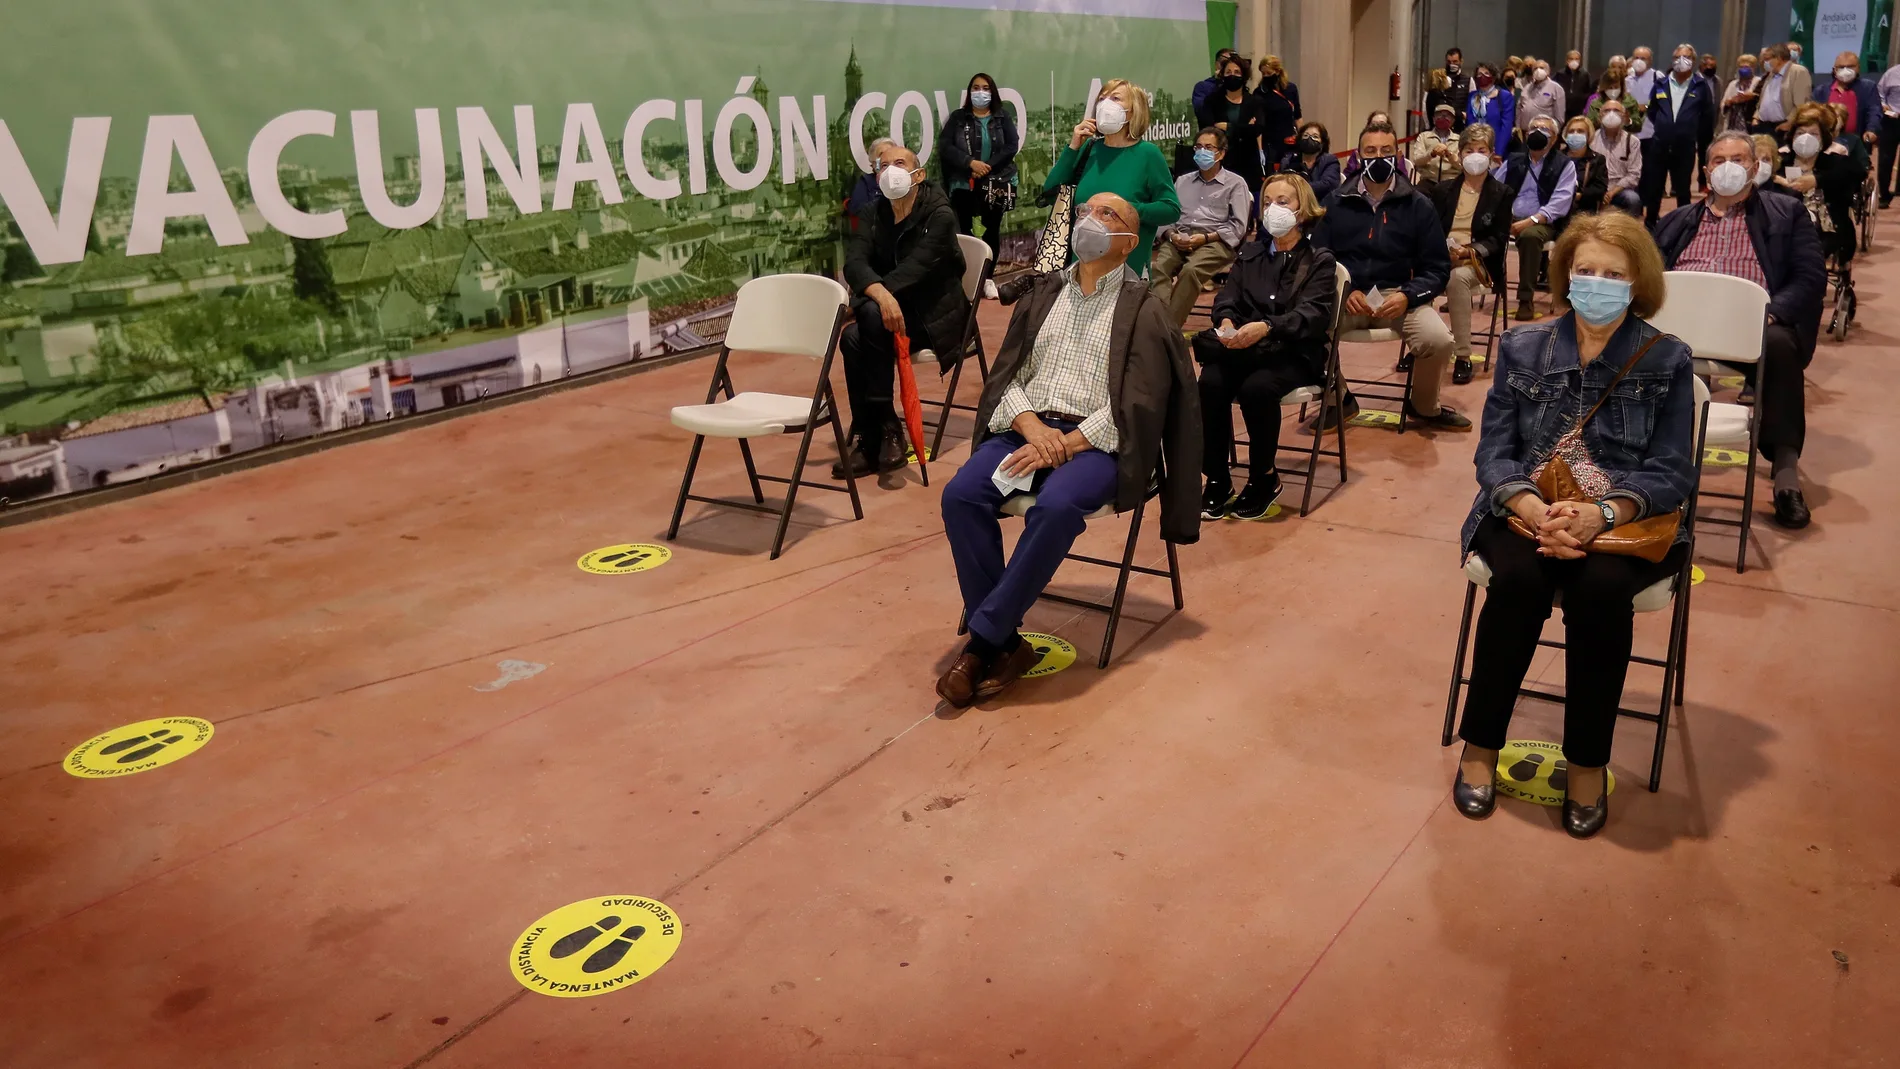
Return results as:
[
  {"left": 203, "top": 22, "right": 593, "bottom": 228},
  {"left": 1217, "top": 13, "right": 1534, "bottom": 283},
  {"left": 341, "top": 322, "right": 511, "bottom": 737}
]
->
[
  {"left": 0, "top": 0, "right": 1202, "bottom": 502},
  {"left": 1792, "top": 0, "right": 1895, "bottom": 73}
]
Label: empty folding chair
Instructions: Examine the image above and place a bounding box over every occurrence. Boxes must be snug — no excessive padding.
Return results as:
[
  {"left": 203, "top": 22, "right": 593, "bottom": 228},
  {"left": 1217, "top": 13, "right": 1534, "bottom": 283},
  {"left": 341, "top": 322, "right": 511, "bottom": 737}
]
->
[
  {"left": 912, "top": 234, "right": 995, "bottom": 461},
  {"left": 1440, "top": 377, "right": 1710, "bottom": 793},
  {"left": 666, "top": 274, "right": 861, "bottom": 560},
  {"left": 1645, "top": 270, "right": 1769, "bottom": 573}
]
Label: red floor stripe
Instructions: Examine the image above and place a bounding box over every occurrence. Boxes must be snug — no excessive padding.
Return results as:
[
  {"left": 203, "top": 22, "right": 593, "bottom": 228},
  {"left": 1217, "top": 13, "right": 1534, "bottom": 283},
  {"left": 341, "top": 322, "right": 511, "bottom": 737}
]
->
[
  {"left": 0, "top": 532, "right": 943, "bottom": 952},
  {"left": 1227, "top": 798, "right": 1444, "bottom": 1067}
]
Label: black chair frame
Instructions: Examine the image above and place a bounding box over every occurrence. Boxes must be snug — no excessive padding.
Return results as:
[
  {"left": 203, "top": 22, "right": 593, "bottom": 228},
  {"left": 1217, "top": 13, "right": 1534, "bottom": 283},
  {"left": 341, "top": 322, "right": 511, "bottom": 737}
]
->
[
  {"left": 665, "top": 305, "right": 863, "bottom": 560},
  {"left": 1228, "top": 337, "right": 1350, "bottom": 516},
  {"left": 918, "top": 256, "right": 996, "bottom": 462},
  {"left": 1439, "top": 400, "right": 1710, "bottom": 793}
]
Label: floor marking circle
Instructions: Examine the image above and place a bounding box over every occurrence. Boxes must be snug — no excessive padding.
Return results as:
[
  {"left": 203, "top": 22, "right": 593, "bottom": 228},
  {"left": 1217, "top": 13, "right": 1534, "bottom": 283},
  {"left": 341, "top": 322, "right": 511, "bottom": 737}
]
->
[
  {"left": 1347, "top": 409, "right": 1402, "bottom": 428},
  {"left": 1493, "top": 739, "right": 1615, "bottom": 807},
  {"left": 577, "top": 543, "right": 671, "bottom": 575},
  {"left": 65, "top": 717, "right": 214, "bottom": 778},
  {"left": 511, "top": 896, "right": 683, "bottom": 998},
  {"left": 1716, "top": 374, "right": 1746, "bottom": 389},
  {"left": 904, "top": 444, "right": 935, "bottom": 463},
  {"left": 1691, "top": 564, "right": 1706, "bottom": 586},
  {"left": 1703, "top": 447, "right": 1748, "bottom": 468},
  {"left": 1020, "top": 633, "right": 1076, "bottom": 678}
]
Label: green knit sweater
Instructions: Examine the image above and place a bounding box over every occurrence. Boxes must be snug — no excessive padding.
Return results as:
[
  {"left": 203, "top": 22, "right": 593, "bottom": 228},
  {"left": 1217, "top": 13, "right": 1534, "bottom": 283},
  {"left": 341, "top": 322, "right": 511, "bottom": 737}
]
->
[{"left": 1044, "top": 139, "right": 1182, "bottom": 277}]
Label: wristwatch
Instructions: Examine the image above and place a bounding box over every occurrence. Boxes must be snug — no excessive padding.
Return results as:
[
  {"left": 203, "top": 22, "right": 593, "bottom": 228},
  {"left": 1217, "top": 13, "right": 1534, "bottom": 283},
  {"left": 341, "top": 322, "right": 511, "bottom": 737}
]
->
[{"left": 1598, "top": 501, "right": 1618, "bottom": 530}]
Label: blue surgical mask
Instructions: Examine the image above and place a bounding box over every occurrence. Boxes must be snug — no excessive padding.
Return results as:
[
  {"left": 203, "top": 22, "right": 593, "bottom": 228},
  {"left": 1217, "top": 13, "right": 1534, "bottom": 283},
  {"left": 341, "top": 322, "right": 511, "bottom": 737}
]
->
[
  {"left": 1568, "top": 275, "right": 1634, "bottom": 325},
  {"left": 969, "top": 89, "right": 992, "bottom": 109},
  {"left": 1192, "top": 147, "right": 1219, "bottom": 170},
  {"left": 1564, "top": 132, "right": 1587, "bottom": 151},
  {"left": 1738, "top": 66, "right": 1753, "bottom": 78}
]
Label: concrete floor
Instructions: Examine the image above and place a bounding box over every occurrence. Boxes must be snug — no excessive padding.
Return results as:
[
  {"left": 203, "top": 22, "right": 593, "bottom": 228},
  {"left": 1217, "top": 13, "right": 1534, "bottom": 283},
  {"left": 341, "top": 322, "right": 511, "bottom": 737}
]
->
[{"left": 3, "top": 219, "right": 1897, "bottom": 1069}]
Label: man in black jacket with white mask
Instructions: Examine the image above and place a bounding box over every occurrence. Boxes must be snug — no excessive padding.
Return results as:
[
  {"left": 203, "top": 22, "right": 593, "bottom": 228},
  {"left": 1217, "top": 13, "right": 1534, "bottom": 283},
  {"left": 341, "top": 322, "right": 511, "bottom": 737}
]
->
[{"left": 838, "top": 141, "right": 969, "bottom": 478}]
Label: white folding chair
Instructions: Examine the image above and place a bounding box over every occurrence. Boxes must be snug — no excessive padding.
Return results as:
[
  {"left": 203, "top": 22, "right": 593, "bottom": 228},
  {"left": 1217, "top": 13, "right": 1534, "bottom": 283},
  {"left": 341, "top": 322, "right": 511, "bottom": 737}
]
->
[
  {"left": 912, "top": 234, "right": 995, "bottom": 461},
  {"left": 1645, "top": 270, "right": 1770, "bottom": 573},
  {"left": 1336, "top": 299, "right": 1416, "bottom": 432},
  {"left": 1440, "top": 377, "right": 1710, "bottom": 793},
  {"left": 666, "top": 274, "right": 860, "bottom": 560},
  {"left": 1231, "top": 261, "right": 1352, "bottom": 515}
]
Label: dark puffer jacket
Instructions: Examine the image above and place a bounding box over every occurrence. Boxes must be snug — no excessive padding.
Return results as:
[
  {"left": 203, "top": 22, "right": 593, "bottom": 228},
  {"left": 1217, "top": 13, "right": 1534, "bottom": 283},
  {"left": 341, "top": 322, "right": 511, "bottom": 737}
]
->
[
  {"left": 844, "top": 181, "right": 970, "bottom": 370},
  {"left": 1312, "top": 171, "right": 1451, "bottom": 308}
]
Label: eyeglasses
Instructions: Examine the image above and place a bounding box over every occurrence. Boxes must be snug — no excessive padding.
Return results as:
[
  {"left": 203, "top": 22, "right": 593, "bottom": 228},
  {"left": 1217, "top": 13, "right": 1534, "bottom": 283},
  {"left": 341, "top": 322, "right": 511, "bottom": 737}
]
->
[{"left": 1076, "top": 203, "right": 1133, "bottom": 227}]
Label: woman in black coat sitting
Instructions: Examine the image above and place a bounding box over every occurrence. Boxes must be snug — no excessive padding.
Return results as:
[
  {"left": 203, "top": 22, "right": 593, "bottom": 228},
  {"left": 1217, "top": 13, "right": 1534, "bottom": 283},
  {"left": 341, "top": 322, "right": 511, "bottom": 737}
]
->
[
  {"left": 1194, "top": 54, "right": 1266, "bottom": 198},
  {"left": 1195, "top": 172, "right": 1338, "bottom": 521}
]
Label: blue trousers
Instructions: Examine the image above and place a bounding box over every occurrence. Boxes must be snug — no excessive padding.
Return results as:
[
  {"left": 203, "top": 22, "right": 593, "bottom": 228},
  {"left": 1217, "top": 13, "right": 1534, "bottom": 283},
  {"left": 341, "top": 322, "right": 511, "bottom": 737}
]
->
[{"left": 941, "top": 426, "right": 1120, "bottom": 646}]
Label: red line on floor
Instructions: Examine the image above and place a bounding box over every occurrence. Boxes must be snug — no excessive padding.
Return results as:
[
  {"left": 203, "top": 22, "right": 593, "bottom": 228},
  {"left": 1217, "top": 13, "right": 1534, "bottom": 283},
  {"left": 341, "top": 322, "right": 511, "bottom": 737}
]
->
[
  {"left": 0, "top": 532, "right": 943, "bottom": 952},
  {"left": 1226, "top": 798, "right": 1444, "bottom": 1068}
]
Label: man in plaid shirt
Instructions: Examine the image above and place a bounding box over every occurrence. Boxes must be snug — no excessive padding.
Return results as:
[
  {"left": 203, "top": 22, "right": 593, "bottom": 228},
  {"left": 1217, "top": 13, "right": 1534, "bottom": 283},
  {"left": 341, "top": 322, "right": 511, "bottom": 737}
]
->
[{"left": 1654, "top": 131, "right": 1827, "bottom": 528}]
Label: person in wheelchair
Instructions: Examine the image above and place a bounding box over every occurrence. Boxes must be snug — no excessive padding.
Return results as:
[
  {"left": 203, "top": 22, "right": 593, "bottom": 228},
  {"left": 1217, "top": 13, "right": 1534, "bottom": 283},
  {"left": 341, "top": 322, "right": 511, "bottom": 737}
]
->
[
  {"left": 1777, "top": 103, "right": 1866, "bottom": 268},
  {"left": 1194, "top": 173, "right": 1338, "bottom": 521},
  {"left": 1452, "top": 212, "right": 1697, "bottom": 839}
]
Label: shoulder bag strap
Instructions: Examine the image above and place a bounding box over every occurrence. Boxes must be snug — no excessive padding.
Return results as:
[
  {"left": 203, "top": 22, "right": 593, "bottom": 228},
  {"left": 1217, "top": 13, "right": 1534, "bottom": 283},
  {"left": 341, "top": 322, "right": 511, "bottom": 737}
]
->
[{"left": 1579, "top": 331, "right": 1665, "bottom": 426}]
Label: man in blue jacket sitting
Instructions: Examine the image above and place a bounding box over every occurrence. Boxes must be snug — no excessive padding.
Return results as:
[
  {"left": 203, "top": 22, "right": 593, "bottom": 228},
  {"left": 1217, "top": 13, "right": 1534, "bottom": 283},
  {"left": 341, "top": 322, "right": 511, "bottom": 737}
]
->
[
  {"left": 1654, "top": 131, "right": 1827, "bottom": 529},
  {"left": 1313, "top": 121, "right": 1468, "bottom": 431},
  {"left": 1642, "top": 43, "right": 1717, "bottom": 226}
]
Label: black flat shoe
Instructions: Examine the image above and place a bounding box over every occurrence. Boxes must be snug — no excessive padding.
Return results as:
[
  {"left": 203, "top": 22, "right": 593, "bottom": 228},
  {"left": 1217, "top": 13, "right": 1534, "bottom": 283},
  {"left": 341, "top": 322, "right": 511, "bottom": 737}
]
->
[
  {"left": 1452, "top": 765, "right": 1497, "bottom": 820},
  {"left": 1773, "top": 488, "right": 1811, "bottom": 529},
  {"left": 1452, "top": 358, "right": 1474, "bottom": 385},
  {"left": 1562, "top": 783, "right": 1609, "bottom": 839}
]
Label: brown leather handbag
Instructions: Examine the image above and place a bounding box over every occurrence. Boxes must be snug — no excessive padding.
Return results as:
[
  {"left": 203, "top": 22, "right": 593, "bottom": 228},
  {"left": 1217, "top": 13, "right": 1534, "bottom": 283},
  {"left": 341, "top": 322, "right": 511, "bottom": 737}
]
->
[{"left": 1507, "top": 334, "right": 1681, "bottom": 563}]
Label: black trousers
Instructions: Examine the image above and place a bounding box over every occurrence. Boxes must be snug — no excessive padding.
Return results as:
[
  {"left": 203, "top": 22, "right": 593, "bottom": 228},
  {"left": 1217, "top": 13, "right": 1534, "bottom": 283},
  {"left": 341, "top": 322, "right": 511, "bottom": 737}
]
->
[
  {"left": 1739, "top": 322, "right": 1809, "bottom": 458},
  {"left": 1878, "top": 115, "right": 1900, "bottom": 203},
  {"left": 1193, "top": 333, "right": 1316, "bottom": 485},
  {"left": 1640, "top": 137, "right": 1698, "bottom": 225},
  {"left": 839, "top": 298, "right": 897, "bottom": 448},
  {"left": 1458, "top": 514, "right": 1690, "bottom": 768},
  {"left": 950, "top": 187, "right": 1005, "bottom": 260}
]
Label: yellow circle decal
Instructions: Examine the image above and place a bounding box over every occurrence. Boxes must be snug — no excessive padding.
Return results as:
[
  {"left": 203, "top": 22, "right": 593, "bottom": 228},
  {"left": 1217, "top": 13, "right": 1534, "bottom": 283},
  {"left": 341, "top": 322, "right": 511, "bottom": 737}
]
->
[
  {"left": 1347, "top": 409, "right": 1402, "bottom": 428},
  {"left": 1691, "top": 564, "right": 1706, "bottom": 586},
  {"left": 1717, "top": 375, "right": 1745, "bottom": 389},
  {"left": 1494, "top": 740, "right": 1615, "bottom": 807},
  {"left": 904, "top": 444, "right": 934, "bottom": 463},
  {"left": 511, "top": 896, "right": 683, "bottom": 998},
  {"left": 1703, "top": 447, "right": 1748, "bottom": 468},
  {"left": 577, "top": 543, "right": 671, "bottom": 575},
  {"left": 1020, "top": 633, "right": 1076, "bottom": 678},
  {"left": 65, "top": 717, "right": 214, "bottom": 779}
]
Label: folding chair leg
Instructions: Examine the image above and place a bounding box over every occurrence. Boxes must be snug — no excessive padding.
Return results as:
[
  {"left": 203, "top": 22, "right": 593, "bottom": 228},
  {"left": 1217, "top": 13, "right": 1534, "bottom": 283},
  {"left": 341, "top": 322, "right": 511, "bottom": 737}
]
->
[
  {"left": 1096, "top": 498, "right": 1147, "bottom": 669},
  {"left": 1166, "top": 539, "right": 1184, "bottom": 610},
  {"left": 770, "top": 423, "right": 821, "bottom": 561},
  {"left": 1299, "top": 408, "right": 1321, "bottom": 516},
  {"left": 824, "top": 383, "right": 863, "bottom": 521},
  {"left": 1443, "top": 581, "right": 1478, "bottom": 746},
  {"left": 1673, "top": 566, "right": 1692, "bottom": 708},
  {"left": 736, "top": 438, "right": 765, "bottom": 504},
  {"left": 1396, "top": 342, "right": 1416, "bottom": 435},
  {"left": 1738, "top": 397, "right": 1760, "bottom": 574},
  {"left": 929, "top": 356, "right": 964, "bottom": 463},
  {"left": 666, "top": 434, "right": 708, "bottom": 539}
]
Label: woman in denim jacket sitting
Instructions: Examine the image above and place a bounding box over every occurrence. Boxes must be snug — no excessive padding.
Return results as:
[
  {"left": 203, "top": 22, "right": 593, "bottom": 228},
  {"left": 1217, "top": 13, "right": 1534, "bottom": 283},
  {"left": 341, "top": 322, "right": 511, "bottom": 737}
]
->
[{"left": 1451, "top": 211, "right": 1697, "bottom": 839}]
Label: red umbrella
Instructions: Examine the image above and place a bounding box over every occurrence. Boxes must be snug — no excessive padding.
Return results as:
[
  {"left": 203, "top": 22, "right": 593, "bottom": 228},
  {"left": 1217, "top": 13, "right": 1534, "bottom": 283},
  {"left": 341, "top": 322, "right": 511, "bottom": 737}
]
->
[{"left": 892, "top": 331, "right": 930, "bottom": 486}]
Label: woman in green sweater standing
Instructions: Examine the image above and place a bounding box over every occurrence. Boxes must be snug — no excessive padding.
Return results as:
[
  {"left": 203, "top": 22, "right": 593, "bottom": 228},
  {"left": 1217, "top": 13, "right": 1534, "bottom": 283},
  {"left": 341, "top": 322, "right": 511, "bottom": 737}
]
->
[{"left": 1042, "top": 79, "right": 1181, "bottom": 277}]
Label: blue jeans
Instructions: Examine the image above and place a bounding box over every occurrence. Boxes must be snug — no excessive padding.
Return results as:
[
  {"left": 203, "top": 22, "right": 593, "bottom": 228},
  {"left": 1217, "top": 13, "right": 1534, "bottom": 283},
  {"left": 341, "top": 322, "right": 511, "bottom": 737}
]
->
[{"left": 941, "top": 425, "right": 1119, "bottom": 646}]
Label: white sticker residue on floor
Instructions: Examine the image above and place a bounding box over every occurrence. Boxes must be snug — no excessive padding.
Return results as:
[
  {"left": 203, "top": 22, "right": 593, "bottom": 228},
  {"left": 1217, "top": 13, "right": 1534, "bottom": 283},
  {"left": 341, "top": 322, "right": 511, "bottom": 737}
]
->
[{"left": 474, "top": 660, "right": 548, "bottom": 692}]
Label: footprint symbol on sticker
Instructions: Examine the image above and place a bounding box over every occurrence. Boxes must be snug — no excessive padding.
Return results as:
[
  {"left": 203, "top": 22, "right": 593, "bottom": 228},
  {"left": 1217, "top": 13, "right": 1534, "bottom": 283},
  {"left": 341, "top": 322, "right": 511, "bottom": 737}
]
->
[
  {"left": 1547, "top": 759, "right": 1569, "bottom": 793},
  {"left": 1504, "top": 751, "right": 1547, "bottom": 782},
  {"left": 580, "top": 925, "right": 647, "bottom": 974},
  {"left": 596, "top": 550, "right": 652, "bottom": 570},
  {"left": 548, "top": 916, "right": 621, "bottom": 959},
  {"left": 100, "top": 731, "right": 186, "bottom": 764}
]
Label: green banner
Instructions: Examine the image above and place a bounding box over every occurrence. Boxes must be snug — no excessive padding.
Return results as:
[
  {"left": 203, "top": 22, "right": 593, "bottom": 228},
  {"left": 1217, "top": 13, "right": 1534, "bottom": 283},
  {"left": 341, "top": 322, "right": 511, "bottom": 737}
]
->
[
  {"left": 0, "top": 0, "right": 1202, "bottom": 503},
  {"left": 1792, "top": 0, "right": 1895, "bottom": 73}
]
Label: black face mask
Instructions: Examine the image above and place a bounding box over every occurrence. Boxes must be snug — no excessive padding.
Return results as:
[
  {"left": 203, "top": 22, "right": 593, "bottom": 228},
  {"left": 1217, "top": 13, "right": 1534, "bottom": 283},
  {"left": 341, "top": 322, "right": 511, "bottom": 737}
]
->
[
  {"left": 1221, "top": 74, "right": 1245, "bottom": 90},
  {"left": 1364, "top": 156, "right": 1396, "bottom": 184},
  {"left": 1525, "top": 130, "right": 1550, "bottom": 152},
  {"left": 1298, "top": 136, "right": 1322, "bottom": 154},
  {"left": 1702, "top": 65, "right": 1717, "bottom": 76}
]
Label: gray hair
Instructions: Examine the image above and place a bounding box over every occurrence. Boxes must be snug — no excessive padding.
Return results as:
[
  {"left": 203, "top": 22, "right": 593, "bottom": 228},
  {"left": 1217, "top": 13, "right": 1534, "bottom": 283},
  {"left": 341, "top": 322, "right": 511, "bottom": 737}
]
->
[
  {"left": 1460, "top": 121, "right": 1496, "bottom": 152},
  {"left": 1707, "top": 130, "right": 1755, "bottom": 163}
]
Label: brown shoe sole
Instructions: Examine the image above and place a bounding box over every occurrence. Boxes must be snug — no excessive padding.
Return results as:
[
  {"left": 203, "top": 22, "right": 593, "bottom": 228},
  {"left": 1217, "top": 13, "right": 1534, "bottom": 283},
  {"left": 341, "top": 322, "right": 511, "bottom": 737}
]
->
[{"left": 974, "top": 642, "right": 1041, "bottom": 702}]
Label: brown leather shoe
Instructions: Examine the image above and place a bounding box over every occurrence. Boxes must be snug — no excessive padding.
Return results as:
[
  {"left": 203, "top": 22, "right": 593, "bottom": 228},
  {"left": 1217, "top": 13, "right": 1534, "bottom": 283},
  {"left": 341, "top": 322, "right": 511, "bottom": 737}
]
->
[
  {"left": 974, "top": 639, "right": 1041, "bottom": 702},
  {"left": 936, "top": 652, "right": 986, "bottom": 708}
]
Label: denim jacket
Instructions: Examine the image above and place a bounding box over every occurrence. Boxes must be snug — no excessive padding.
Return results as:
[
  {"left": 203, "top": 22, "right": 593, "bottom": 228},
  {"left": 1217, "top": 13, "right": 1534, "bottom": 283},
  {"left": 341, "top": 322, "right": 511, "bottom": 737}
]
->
[{"left": 1461, "top": 314, "right": 1697, "bottom": 557}]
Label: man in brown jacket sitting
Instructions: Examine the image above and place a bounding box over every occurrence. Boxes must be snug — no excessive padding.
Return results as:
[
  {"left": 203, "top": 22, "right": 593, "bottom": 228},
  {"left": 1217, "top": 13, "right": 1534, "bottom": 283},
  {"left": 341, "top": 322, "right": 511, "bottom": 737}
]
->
[{"left": 936, "top": 193, "right": 1202, "bottom": 707}]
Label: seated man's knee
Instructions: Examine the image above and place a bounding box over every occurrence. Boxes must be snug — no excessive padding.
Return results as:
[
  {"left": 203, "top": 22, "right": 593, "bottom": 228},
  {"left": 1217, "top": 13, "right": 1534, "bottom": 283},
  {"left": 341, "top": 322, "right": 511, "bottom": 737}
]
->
[
  {"left": 942, "top": 459, "right": 998, "bottom": 511},
  {"left": 1236, "top": 372, "right": 1285, "bottom": 409}
]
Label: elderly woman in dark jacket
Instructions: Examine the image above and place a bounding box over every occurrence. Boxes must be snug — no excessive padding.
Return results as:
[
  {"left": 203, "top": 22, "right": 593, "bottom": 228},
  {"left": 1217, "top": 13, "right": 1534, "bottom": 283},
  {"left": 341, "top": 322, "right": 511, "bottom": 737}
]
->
[
  {"left": 937, "top": 72, "right": 1020, "bottom": 258},
  {"left": 1432, "top": 121, "right": 1513, "bottom": 384},
  {"left": 1453, "top": 211, "right": 1697, "bottom": 840},
  {"left": 1280, "top": 121, "right": 1341, "bottom": 203},
  {"left": 1194, "top": 173, "right": 1338, "bottom": 521}
]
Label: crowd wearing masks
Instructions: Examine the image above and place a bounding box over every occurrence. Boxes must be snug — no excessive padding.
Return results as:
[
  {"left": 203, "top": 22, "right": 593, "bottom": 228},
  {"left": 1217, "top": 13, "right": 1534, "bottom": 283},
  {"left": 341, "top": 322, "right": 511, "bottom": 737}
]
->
[{"left": 821, "top": 40, "right": 1867, "bottom": 834}]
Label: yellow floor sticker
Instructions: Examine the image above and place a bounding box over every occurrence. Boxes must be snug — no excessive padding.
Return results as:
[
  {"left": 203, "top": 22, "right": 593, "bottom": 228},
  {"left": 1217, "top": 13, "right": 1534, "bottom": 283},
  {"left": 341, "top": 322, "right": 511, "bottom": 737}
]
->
[
  {"left": 1494, "top": 740, "right": 1615, "bottom": 807},
  {"left": 1717, "top": 375, "right": 1746, "bottom": 389},
  {"left": 65, "top": 717, "right": 214, "bottom": 778},
  {"left": 1020, "top": 633, "right": 1076, "bottom": 678},
  {"left": 1347, "top": 409, "right": 1402, "bottom": 428},
  {"left": 1691, "top": 564, "right": 1706, "bottom": 586},
  {"left": 1703, "top": 447, "right": 1748, "bottom": 468},
  {"left": 904, "top": 444, "right": 935, "bottom": 463},
  {"left": 577, "top": 543, "right": 671, "bottom": 575},
  {"left": 511, "top": 896, "right": 683, "bottom": 998}
]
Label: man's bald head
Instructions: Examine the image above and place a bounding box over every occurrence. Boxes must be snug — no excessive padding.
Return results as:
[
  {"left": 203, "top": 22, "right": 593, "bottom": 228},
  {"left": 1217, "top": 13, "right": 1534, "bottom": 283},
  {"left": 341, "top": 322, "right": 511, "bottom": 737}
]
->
[
  {"left": 1088, "top": 192, "right": 1137, "bottom": 232},
  {"left": 875, "top": 142, "right": 920, "bottom": 173}
]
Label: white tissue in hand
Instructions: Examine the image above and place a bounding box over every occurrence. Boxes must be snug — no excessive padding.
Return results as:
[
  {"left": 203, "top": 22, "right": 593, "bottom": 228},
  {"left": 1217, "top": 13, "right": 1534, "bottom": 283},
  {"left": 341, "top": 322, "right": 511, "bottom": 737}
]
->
[
  {"left": 1365, "top": 285, "right": 1385, "bottom": 309},
  {"left": 983, "top": 279, "right": 1000, "bottom": 300},
  {"left": 992, "top": 459, "right": 1037, "bottom": 496},
  {"left": 1215, "top": 324, "right": 1237, "bottom": 339}
]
